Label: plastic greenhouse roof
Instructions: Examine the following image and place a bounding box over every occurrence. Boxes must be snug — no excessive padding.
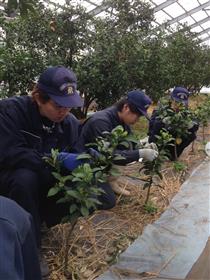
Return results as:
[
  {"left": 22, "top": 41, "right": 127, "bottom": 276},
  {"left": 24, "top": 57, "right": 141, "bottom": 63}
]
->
[
  {"left": 1, "top": 0, "right": 210, "bottom": 45},
  {"left": 42, "top": 0, "right": 210, "bottom": 46}
]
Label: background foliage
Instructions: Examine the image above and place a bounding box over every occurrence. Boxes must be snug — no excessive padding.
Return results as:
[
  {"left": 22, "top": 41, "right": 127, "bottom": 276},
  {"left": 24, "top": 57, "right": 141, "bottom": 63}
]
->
[{"left": 1, "top": 0, "right": 210, "bottom": 113}]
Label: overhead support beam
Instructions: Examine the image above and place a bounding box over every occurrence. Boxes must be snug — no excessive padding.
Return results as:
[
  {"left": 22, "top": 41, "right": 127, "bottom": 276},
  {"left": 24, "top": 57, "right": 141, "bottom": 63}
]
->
[
  {"left": 161, "top": 1, "right": 210, "bottom": 27},
  {"left": 188, "top": 16, "right": 210, "bottom": 30},
  {"left": 153, "top": 0, "right": 178, "bottom": 13},
  {"left": 71, "top": 0, "right": 109, "bottom": 16},
  {"left": 197, "top": 26, "right": 210, "bottom": 36},
  {"left": 201, "top": 34, "right": 210, "bottom": 43},
  {"left": 44, "top": 0, "right": 69, "bottom": 11},
  {"left": 88, "top": 4, "right": 109, "bottom": 16}
]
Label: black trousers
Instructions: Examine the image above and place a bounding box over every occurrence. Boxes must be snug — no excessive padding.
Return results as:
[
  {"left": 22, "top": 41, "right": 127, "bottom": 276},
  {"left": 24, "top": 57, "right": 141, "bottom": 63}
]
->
[
  {"left": 97, "top": 182, "right": 116, "bottom": 210},
  {"left": 0, "top": 168, "right": 67, "bottom": 246},
  {"left": 0, "top": 168, "right": 116, "bottom": 247}
]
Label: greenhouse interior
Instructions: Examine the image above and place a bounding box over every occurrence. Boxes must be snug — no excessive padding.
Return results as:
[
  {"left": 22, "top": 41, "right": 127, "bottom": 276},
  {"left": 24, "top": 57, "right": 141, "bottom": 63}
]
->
[{"left": 0, "top": 1, "right": 210, "bottom": 280}]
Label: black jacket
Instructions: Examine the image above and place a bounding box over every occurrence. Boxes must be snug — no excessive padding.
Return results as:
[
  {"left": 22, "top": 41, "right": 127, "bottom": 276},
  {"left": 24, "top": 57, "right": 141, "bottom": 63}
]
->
[
  {"left": 0, "top": 96, "right": 80, "bottom": 173},
  {"left": 77, "top": 106, "right": 140, "bottom": 164}
]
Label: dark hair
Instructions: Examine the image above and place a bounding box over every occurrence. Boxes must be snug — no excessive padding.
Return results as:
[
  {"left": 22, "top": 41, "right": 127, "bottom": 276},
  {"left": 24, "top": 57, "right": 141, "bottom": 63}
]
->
[
  {"left": 115, "top": 98, "right": 141, "bottom": 115},
  {"left": 31, "top": 85, "right": 51, "bottom": 104}
]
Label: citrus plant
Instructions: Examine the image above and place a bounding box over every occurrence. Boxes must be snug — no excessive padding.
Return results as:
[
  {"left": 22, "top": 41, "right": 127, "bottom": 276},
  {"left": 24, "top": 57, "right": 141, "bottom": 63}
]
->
[
  {"left": 44, "top": 149, "right": 103, "bottom": 224},
  {"left": 44, "top": 149, "right": 104, "bottom": 273},
  {"left": 85, "top": 125, "right": 138, "bottom": 179},
  {"left": 44, "top": 126, "right": 134, "bottom": 222},
  {"left": 156, "top": 98, "right": 197, "bottom": 159},
  {"left": 44, "top": 125, "right": 136, "bottom": 271},
  {"left": 139, "top": 129, "right": 174, "bottom": 206}
]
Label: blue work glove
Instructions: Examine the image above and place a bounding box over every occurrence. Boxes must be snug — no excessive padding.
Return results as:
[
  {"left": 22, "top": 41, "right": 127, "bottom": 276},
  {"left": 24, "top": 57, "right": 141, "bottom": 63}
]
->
[{"left": 57, "top": 152, "right": 83, "bottom": 171}]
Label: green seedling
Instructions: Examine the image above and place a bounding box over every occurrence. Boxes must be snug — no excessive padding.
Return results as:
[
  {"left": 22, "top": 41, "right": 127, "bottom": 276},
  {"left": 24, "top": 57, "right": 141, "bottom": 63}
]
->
[
  {"left": 156, "top": 98, "right": 198, "bottom": 160},
  {"left": 173, "top": 161, "right": 187, "bottom": 172},
  {"left": 144, "top": 201, "right": 158, "bottom": 214},
  {"left": 139, "top": 129, "right": 174, "bottom": 205}
]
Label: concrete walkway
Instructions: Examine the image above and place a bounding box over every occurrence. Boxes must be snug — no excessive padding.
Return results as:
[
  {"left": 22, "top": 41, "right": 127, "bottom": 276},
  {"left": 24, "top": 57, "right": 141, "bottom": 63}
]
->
[{"left": 97, "top": 158, "right": 210, "bottom": 280}]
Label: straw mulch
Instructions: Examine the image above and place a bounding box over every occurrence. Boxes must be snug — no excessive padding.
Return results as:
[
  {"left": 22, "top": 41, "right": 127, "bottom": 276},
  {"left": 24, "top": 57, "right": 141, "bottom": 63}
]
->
[{"left": 42, "top": 124, "right": 210, "bottom": 280}]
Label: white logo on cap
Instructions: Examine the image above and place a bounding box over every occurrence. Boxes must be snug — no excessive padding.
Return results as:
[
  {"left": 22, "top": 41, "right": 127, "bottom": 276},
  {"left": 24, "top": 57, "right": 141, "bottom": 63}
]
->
[
  {"left": 67, "top": 86, "right": 73, "bottom": 95},
  {"left": 59, "top": 83, "right": 74, "bottom": 95},
  {"left": 177, "top": 92, "right": 187, "bottom": 100}
]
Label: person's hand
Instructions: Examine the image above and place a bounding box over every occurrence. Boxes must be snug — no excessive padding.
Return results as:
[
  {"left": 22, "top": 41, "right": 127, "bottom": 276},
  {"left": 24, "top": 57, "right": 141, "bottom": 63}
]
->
[
  {"left": 139, "top": 137, "right": 158, "bottom": 151},
  {"left": 139, "top": 148, "right": 159, "bottom": 161},
  {"left": 144, "top": 142, "right": 158, "bottom": 151},
  {"left": 139, "top": 136, "right": 149, "bottom": 146},
  {"left": 57, "top": 152, "right": 83, "bottom": 171}
]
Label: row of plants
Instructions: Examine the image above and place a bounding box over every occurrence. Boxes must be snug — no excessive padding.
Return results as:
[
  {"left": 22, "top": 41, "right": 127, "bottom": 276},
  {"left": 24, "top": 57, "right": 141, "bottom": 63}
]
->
[
  {"left": 140, "top": 96, "right": 210, "bottom": 210},
  {"left": 45, "top": 96, "right": 210, "bottom": 223},
  {"left": 43, "top": 95, "right": 210, "bottom": 275},
  {"left": 1, "top": 0, "right": 210, "bottom": 115}
]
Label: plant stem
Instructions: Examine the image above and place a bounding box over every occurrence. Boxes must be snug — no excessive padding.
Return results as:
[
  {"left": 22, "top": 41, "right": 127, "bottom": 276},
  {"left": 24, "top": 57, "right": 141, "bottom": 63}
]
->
[
  {"left": 174, "top": 143, "right": 178, "bottom": 160},
  {"left": 191, "top": 140, "right": 194, "bottom": 153},
  {"left": 145, "top": 177, "right": 153, "bottom": 204}
]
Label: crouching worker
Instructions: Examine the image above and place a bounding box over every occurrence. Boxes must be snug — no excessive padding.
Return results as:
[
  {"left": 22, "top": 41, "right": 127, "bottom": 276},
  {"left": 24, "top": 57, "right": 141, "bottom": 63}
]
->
[
  {"left": 0, "top": 66, "right": 84, "bottom": 277},
  {"left": 0, "top": 196, "right": 41, "bottom": 280},
  {"left": 148, "top": 87, "right": 199, "bottom": 160},
  {"left": 76, "top": 90, "right": 159, "bottom": 199}
]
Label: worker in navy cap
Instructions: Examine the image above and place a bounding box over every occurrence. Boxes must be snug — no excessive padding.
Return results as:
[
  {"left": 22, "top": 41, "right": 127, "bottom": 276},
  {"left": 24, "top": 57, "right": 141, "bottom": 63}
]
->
[
  {"left": 37, "top": 66, "right": 83, "bottom": 109},
  {"left": 0, "top": 66, "right": 87, "bottom": 277},
  {"left": 148, "top": 86, "right": 199, "bottom": 160},
  {"left": 171, "top": 86, "right": 190, "bottom": 106},
  {"left": 76, "top": 89, "right": 158, "bottom": 200}
]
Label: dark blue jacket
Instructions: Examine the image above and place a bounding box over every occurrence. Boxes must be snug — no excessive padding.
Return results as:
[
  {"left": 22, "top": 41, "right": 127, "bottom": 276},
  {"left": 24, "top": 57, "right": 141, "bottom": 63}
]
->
[
  {"left": 0, "top": 196, "right": 41, "bottom": 280},
  {"left": 0, "top": 96, "right": 80, "bottom": 174},
  {"left": 77, "top": 106, "right": 140, "bottom": 164},
  {"left": 148, "top": 108, "right": 199, "bottom": 160}
]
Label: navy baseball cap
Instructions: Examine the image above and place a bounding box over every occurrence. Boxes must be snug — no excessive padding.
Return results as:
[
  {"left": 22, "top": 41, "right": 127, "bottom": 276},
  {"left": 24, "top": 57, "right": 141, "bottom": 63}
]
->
[
  {"left": 127, "top": 90, "right": 152, "bottom": 119},
  {"left": 37, "top": 66, "right": 83, "bottom": 108},
  {"left": 171, "top": 87, "right": 189, "bottom": 105}
]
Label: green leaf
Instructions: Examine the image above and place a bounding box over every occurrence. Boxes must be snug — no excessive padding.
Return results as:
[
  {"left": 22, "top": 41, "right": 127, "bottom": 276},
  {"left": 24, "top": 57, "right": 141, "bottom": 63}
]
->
[
  {"left": 113, "top": 154, "right": 126, "bottom": 161},
  {"left": 109, "top": 169, "right": 120, "bottom": 177},
  {"left": 76, "top": 153, "right": 91, "bottom": 160},
  {"left": 69, "top": 204, "right": 77, "bottom": 214},
  {"left": 72, "top": 177, "right": 83, "bottom": 182},
  {"left": 48, "top": 186, "right": 60, "bottom": 197},
  {"left": 62, "top": 175, "right": 73, "bottom": 183},
  {"left": 52, "top": 172, "right": 62, "bottom": 181},
  {"left": 56, "top": 197, "right": 69, "bottom": 204},
  {"left": 80, "top": 206, "right": 89, "bottom": 217},
  {"left": 119, "top": 141, "right": 129, "bottom": 148},
  {"left": 88, "top": 197, "right": 101, "bottom": 205},
  {"left": 66, "top": 190, "right": 81, "bottom": 200}
]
